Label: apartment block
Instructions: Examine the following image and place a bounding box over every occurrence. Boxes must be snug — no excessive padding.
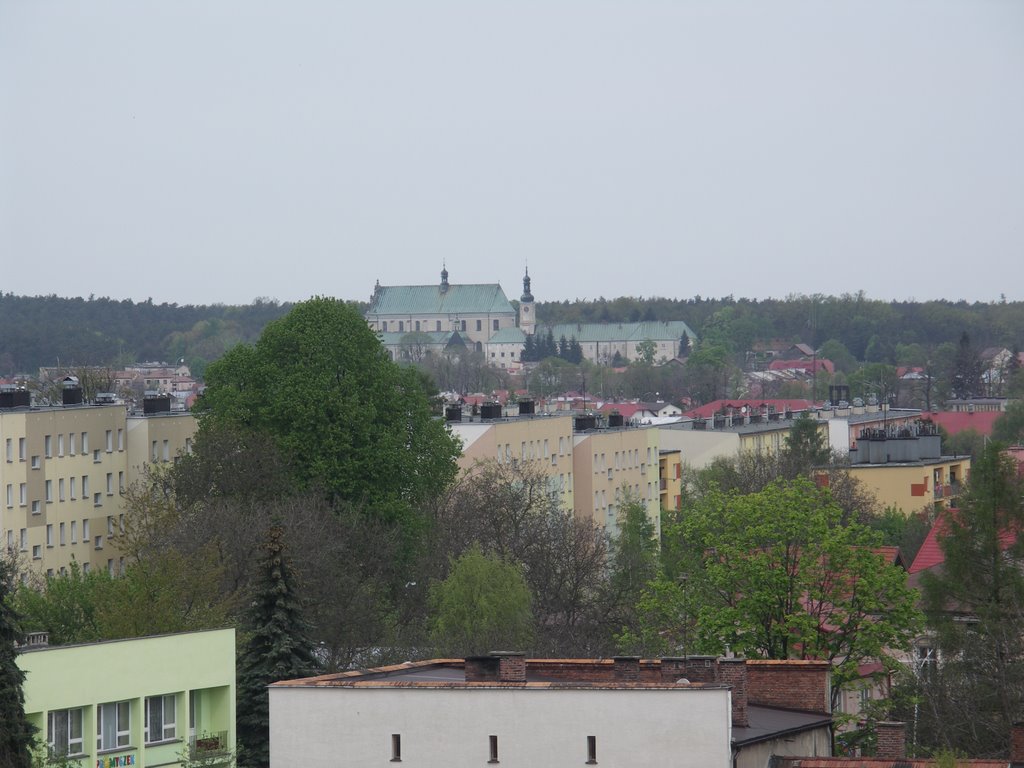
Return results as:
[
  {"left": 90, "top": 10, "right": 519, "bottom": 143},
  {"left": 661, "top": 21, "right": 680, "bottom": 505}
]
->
[{"left": 0, "top": 385, "right": 196, "bottom": 576}]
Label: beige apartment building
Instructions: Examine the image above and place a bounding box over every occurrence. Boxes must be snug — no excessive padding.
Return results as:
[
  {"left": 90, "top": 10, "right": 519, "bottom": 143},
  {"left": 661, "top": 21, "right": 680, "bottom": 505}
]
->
[
  {"left": 450, "top": 410, "right": 575, "bottom": 513},
  {"left": 1, "top": 387, "right": 196, "bottom": 576},
  {"left": 573, "top": 423, "right": 661, "bottom": 538}
]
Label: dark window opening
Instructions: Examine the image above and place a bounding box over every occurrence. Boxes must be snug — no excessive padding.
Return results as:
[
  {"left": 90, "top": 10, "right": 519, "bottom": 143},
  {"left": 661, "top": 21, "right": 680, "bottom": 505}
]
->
[
  {"left": 489, "top": 734, "right": 499, "bottom": 763},
  {"left": 586, "top": 735, "right": 597, "bottom": 764},
  {"left": 391, "top": 734, "right": 402, "bottom": 762}
]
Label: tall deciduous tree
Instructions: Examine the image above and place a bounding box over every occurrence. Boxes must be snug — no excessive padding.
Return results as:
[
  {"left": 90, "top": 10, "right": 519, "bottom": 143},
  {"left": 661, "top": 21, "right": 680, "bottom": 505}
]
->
[
  {"left": 918, "top": 444, "right": 1024, "bottom": 757},
  {"left": 428, "top": 546, "right": 534, "bottom": 657},
  {"left": 644, "top": 479, "right": 920, "bottom": 702},
  {"left": 236, "top": 526, "right": 315, "bottom": 768},
  {"left": 0, "top": 557, "right": 35, "bottom": 768},
  {"left": 196, "top": 297, "right": 460, "bottom": 528}
]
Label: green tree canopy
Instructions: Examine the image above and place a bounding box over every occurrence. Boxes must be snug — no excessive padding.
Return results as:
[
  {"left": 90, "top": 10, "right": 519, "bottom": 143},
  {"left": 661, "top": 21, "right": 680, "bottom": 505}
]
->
[
  {"left": 643, "top": 479, "right": 921, "bottom": 703},
  {"left": 992, "top": 400, "right": 1024, "bottom": 445},
  {"left": 195, "top": 297, "right": 460, "bottom": 525},
  {"left": 428, "top": 546, "right": 534, "bottom": 657}
]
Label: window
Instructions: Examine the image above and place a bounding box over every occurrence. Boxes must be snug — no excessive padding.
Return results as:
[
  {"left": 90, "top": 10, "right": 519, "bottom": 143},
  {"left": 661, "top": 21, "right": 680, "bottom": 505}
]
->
[
  {"left": 489, "top": 734, "right": 499, "bottom": 763},
  {"left": 460, "top": 320, "right": 467, "bottom": 332},
  {"left": 152, "top": 441, "right": 159, "bottom": 461},
  {"left": 93, "top": 449, "right": 101, "bottom": 463},
  {"left": 6, "top": 530, "right": 12, "bottom": 550},
  {"left": 44, "top": 435, "right": 52, "bottom": 458},
  {"left": 493, "top": 319, "right": 499, "bottom": 331},
  {"left": 32, "top": 545, "right": 41, "bottom": 559},
  {"left": 45, "top": 480, "right": 53, "bottom": 503},
  {"left": 391, "top": 734, "right": 402, "bottom": 762},
  {"left": 81, "top": 432, "right": 89, "bottom": 453},
  {"left": 20, "top": 528, "right": 27, "bottom": 551},
  {"left": 94, "top": 492, "right": 102, "bottom": 507},
  {"left": 60, "top": 522, "right": 65, "bottom": 546},
  {"left": 48, "top": 707, "right": 84, "bottom": 757},
  {"left": 118, "top": 472, "right": 125, "bottom": 492},
  {"left": 105, "top": 430, "right": 113, "bottom": 452},
  {"left": 95, "top": 535, "right": 104, "bottom": 550},
  {"left": 46, "top": 524, "right": 53, "bottom": 547},
  {"left": 70, "top": 520, "right": 77, "bottom": 544},
  {"left": 435, "top": 321, "right": 441, "bottom": 331},
  {"left": 59, "top": 478, "right": 65, "bottom": 502},
  {"left": 586, "top": 735, "right": 597, "bottom": 764},
  {"left": 184, "top": 438, "right": 192, "bottom": 454},
  {"left": 19, "top": 437, "right": 26, "bottom": 461},
  {"left": 19, "top": 483, "right": 27, "bottom": 506},
  {"left": 163, "top": 440, "right": 170, "bottom": 461},
  {"left": 31, "top": 455, "right": 40, "bottom": 469},
  {"left": 82, "top": 476, "right": 89, "bottom": 496},
  {"left": 83, "top": 519, "right": 90, "bottom": 541},
  {"left": 398, "top": 321, "right": 404, "bottom": 332},
  {"left": 31, "top": 500, "right": 40, "bottom": 514},
  {"left": 5, "top": 484, "right": 11, "bottom": 508},
  {"left": 4, "top": 438, "right": 11, "bottom": 462},
  {"left": 108, "top": 516, "right": 114, "bottom": 536},
  {"left": 415, "top": 321, "right": 420, "bottom": 331},
  {"left": 69, "top": 476, "right": 77, "bottom": 499},
  {"left": 82, "top": 562, "right": 90, "bottom": 574},
  {"left": 69, "top": 433, "right": 77, "bottom": 455},
  {"left": 58, "top": 434, "right": 65, "bottom": 456},
  {"left": 117, "top": 429, "right": 124, "bottom": 451},
  {"left": 381, "top": 321, "right": 388, "bottom": 332},
  {"left": 145, "top": 694, "right": 176, "bottom": 743},
  {"left": 476, "top": 319, "right": 482, "bottom": 332},
  {"left": 97, "top": 701, "right": 131, "bottom": 750},
  {"left": 106, "top": 473, "right": 113, "bottom": 495}
]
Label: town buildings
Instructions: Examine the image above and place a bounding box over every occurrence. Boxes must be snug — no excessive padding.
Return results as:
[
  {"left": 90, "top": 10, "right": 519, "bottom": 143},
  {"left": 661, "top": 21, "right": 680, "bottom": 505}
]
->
[
  {"left": 269, "top": 653, "right": 833, "bottom": 768},
  {"left": 1, "top": 382, "right": 196, "bottom": 575},
  {"left": 17, "top": 628, "right": 236, "bottom": 768}
]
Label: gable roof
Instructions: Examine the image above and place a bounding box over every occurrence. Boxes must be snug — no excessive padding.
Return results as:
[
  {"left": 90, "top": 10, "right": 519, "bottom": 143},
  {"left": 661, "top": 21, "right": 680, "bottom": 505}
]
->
[
  {"left": 540, "top": 320, "right": 695, "bottom": 344},
  {"left": 908, "top": 510, "right": 1018, "bottom": 575},
  {"left": 367, "top": 284, "right": 514, "bottom": 316}
]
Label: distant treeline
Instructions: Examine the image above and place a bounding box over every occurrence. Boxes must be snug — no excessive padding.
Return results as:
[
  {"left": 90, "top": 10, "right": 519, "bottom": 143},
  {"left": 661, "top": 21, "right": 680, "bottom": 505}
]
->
[
  {"left": 536, "top": 293, "right": 1024, "bottom": 361},
  {"left": 2, "top": 292, "right": 1022, "bottom": 378}
]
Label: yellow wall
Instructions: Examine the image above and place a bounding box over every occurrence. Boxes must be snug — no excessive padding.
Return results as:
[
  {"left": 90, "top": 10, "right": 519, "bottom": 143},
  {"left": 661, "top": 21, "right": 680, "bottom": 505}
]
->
[
  {"left": 847, "top": 457, "right": 970, "bottom": 515},
  {"left": 573, "top": 428, "right": 660, "bottom": 538}
]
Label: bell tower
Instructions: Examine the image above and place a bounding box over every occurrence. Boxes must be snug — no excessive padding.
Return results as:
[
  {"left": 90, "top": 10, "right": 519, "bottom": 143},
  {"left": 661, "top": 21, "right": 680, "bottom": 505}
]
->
[{"left": 519, "top": 267, "right": 535, "bottom": 335}]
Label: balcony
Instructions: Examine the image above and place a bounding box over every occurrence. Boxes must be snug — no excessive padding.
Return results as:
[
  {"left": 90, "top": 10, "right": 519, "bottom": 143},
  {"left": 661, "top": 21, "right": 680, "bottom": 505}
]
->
[
  {"left": 659, "top": 478, "right": 667, "bottom": 491},
  {"left": 189, "top": 731, "right": 230, "bottom": 760}
]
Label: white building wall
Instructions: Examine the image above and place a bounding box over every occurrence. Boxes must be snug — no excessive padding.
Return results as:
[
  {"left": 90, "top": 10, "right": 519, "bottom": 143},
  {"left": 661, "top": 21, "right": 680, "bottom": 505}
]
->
[{"left": 269, "top": 686, "right": 732, "bottom": 768}]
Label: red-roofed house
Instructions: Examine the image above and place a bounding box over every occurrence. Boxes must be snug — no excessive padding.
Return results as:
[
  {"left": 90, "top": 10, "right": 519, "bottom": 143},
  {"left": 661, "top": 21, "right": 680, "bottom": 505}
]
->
[
  {"left": 768, "top": 359, "right": 835, "bottom": 376},
  {"left": 922, "top": 410, "right": 1001, "bottom": 438}
]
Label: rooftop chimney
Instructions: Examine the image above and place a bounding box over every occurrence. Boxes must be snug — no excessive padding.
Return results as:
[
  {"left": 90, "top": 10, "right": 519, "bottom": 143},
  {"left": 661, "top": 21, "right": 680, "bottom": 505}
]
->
[
  {"left": 875, "top": 721, "right": 906, "bottom": 760},
  {"left": 493, "top": 651, "right": 526, "bottom": 682},
  {"left": 683, "top": 655, "right": 719, "bottom": 685},
  {"left": 718, "top": 657, "right": 749, "bottom": 728}
]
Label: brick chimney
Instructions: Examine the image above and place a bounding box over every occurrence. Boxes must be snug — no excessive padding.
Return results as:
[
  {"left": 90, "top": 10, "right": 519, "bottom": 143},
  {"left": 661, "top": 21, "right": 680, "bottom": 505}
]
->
[
  {"left": 746, "top": 660, "right": 831, "bottom": 714},
  {"left": 613, "top": 656, "right": 640, "bottom": 682},
  {"left": 493, "top": 651, "right": 527, "bottom": 682},
  {"left": 718, "top": 657, "right": 749, "bottom": 728},
  {"left": 875, "top": 721, "right": 906, "bottom": 760},
  {"left": 464, "top": 652, "right": 527, "bottom": 683},
  {"left": 1011, "top": 722, "right": 1024, "bottom": 768}
]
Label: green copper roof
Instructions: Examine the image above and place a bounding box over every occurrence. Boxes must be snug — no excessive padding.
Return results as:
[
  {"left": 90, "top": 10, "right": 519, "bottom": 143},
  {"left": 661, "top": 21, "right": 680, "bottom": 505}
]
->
[
  {"left": 540, "top": 321, "right": 696, "bottom": 344},
  {"left": 488, "top": 327, "right": 527, "bottom": 343},
  {"left": 367, "top": 284, "right": 514, "bottom": 316}
]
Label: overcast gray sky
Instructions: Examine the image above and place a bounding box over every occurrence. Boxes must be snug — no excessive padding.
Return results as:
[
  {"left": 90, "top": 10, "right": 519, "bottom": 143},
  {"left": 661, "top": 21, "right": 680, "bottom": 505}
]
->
[{"left": 2, "top": 1, "right": 1022, "bottom": 306}]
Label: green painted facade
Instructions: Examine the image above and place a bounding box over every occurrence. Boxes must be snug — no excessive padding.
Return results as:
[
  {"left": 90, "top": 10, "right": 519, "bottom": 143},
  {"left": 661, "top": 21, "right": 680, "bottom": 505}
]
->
[{"left": 17, "top": 628, "right": 235, "bottom": 767}]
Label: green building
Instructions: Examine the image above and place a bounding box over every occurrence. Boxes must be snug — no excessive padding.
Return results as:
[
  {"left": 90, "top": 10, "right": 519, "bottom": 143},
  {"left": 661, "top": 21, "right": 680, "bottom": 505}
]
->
[{"left": 17, "top": 628, "right": 235, "bottom": 767}]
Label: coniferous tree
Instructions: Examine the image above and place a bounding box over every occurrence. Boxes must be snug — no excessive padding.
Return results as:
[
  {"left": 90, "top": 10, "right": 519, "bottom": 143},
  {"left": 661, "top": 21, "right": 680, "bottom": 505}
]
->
[
  {"left": 0, "top": 558, "right": 35, "bottom": 768},
  {"left": 522, "top": 333, "right": 536, "bottom": 363},
  {"left": 568, "top": 337, "right": 584, "bottom": 364},
  {"left": 950, "top": 331, "right": 984, "bottom": 400},
  {"left": 558, "top": 335, "right": 569, "bottom": 360},
  {"left": 544, "top": 330, "right": 556, "bottom": 359},
  {"left": 678, "top": 334, "right": 690, "bottom": 357},
  {"left": 236, "top": 526, "right": 316, "bottom": 768}
]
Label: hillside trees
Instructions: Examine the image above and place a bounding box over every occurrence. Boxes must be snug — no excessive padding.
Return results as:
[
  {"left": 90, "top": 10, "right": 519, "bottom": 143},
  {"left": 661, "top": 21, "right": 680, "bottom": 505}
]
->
[{"left": 195, "top": 297, "right": 460, "bottom": 529}]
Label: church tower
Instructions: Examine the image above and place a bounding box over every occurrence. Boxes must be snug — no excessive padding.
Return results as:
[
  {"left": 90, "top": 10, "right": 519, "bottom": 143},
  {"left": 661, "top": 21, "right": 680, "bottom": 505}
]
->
[{"left": 518, "top": 268, "right": 535, "bottom": 335}]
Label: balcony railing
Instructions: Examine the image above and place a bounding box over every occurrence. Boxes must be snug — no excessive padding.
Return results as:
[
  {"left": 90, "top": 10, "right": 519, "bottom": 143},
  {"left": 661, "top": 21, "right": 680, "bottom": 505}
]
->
[{"left": 189, "top": 731, "right": 230, "bottom": 759}]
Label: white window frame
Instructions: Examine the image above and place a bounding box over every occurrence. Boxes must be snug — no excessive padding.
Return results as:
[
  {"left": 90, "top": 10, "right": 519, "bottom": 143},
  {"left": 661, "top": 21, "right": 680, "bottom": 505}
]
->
[
  {"left": 97, "top": 700, "right": 131, "bottom": 750},
  {"left": 48, "top": 707, "right": 84, "bottom": 757},
  {"left": 144, "top": 694, "right": 177, "bottom": 743}
]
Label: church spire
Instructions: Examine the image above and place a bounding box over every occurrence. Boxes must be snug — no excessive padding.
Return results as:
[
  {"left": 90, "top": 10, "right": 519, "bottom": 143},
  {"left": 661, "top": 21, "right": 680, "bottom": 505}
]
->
[
  {"left": 521, "top": 266, "right": 534, "bottom": 303},
  {"left": 440, "top": 263, "right": 449, "bottom": 293}
]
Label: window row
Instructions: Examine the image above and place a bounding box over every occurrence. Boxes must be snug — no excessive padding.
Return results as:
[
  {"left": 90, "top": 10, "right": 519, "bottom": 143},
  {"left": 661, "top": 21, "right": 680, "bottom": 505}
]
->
[
  {"left": 5, "top": 430, "right": 124, "bottom": 463},
  {"left": 389, "top": 733, "right": 598, "bottom": 763},
  {"left": 5, "top": 474, "right": 123, "bottom": 508},
  {"left": 46, "top": 695, "right": 178, "bottom": 756},
  {"left": 5, "top": 518, "right": 97, "bottom": 552},
  {"left": 378, "top": 319, "right": 502, "bottom": 333}
]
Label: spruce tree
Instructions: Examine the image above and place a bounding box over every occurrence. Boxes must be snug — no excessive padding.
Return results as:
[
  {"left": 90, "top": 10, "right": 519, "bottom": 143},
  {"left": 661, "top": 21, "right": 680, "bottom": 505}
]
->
[
  {"left": 0, "top": 558, "right": 35, "bottom": 768},
  {"left": 236, "top": 526, "right": 315, "bottom": 768}
]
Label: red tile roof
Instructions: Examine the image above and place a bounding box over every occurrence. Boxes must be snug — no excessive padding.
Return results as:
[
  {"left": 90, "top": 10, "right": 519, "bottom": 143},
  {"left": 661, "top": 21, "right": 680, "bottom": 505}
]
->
[
  {"left": 921, "top": 411, "right": 1001, "bottom": 437},
  {"left": 685, "top": 399, "right": 818, "bottom": 419},
  {"left": 908, "top": 510, "right": 1018, "bottom": 574}
]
